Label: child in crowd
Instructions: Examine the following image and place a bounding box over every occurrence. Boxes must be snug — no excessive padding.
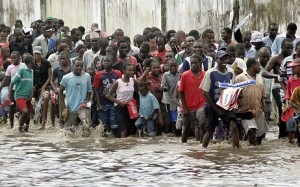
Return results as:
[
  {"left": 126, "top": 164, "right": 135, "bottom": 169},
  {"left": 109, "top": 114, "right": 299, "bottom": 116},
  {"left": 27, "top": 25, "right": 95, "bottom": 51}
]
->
[
  {"left": 107, "top": 63, "right": 138, "bottom": 138},
  {"left": 94, "top": 54, "right": 122, "bottom": 136},
  {"left": 135, "top": 82, "right": 159, "bottom": 137},
  {"left": 162, "top": 58, "right": 180, "bottom": 134},
  {"left": 8, "top": 54, "right": 34, "bottom": 132}
]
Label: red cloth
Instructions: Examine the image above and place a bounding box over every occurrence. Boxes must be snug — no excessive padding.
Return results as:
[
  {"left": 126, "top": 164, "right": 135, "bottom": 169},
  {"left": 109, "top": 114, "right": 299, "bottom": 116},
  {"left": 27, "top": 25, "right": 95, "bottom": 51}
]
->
[
  {"left": 145, "top": 73, "right": 163, "bottom": 101},
  {"left": 151, "top": 49, "right": 168, "bottom": 64},
  {"left": 286, "top": 76, "right": 300, "bottom": 100},
  {"left": 178, "top": 70, "right": 206, "bottom": 111},
  {"left": 16, "top": 98, "right": 32, "bottom": 110},
  {"left": 127, "top": 99, "right": 139, "bottom": 119}
]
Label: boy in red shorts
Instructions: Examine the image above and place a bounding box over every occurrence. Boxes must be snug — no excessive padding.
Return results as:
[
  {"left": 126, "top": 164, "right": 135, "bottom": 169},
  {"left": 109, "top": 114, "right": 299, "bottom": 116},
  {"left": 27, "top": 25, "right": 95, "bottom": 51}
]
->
[{"left": 8, "top": 54, "right": 34, "bottom": 132}]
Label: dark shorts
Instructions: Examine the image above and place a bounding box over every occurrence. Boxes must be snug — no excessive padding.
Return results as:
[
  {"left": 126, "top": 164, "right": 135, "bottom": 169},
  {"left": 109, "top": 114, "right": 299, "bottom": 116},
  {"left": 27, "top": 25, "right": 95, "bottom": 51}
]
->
[
  {"left": 204, "top": 104, "right": 238, "bottom": 131},
  {"left": 115, "top": 105, "right": 135, "bottom": 134}
]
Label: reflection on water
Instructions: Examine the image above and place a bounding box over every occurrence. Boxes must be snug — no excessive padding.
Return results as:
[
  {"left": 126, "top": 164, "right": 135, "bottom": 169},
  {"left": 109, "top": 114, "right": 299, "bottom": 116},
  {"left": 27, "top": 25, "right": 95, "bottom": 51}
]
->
[{"left": 0, "top": 124, "right": 300, "bottom": 186}]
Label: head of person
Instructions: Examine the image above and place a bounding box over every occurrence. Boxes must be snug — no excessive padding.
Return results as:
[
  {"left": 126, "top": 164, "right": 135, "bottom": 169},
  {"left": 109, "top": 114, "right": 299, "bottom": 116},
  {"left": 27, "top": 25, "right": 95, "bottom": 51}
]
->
[
  {"left": 287, "top": 23, "right": 297, "bottom": 39},
  {"left": 165, "top": 51, "right": 175, "bottom": 64},
  {"left": 90, "top": 31, "right": 100, "bottom": 51},
  {"left": 103, "top": 54, "right": 113, "bottom": 70},
  {"left": 250, "top": 31, "right": 264, "bottom": 50},
  {"left": 91, "top": 23, "right": 99, "bottom": 31},
  {"left": 226, "top": 45, "right": 237, "bottom": 65},
  {"left": 156, "top": 35, "right": 166, "bottom": 52},
  {"left": 61, "top": 37, "right": 72, "bottom": 49},
  {"left": 75, "top": 44, "right": 87, "bottom": 59},
  {"left": 257, "top": 47, "right": 271, "bottom": 67},
  {"left": 202, "top": 29, "right": 215, "bottom": 45},
  {"left": 106, "top": 44, "right": 118, "bottom": 58},
  {"left": 43, "top": 25, "right": 54, "bottom": 39},
  {"left": 14, "top": 28, "right": 23, "bottom": 42},
  {"left": 77, "top": 26, "right": 85, "bottom": 36},
  {"left": 138, "top": 81, "right": 149, "bottom": 96},
  {"left": 175, "top": 30, "right": 186, "bottom": 46},
  {"left": 57, "top": 43, "right": 70, "bottom": 53},
  {"left": 147, "top": 32, "right": 157, "bottom": 51},
  {"left": 185, "top": 36, "right": 195, "bottom": 46},
  {"left": 221, "top": 27, "right": 232, "bottom": 41},
  {"left": 246, "top": 58, "right": 261, "bottom": 74},
  {"left": 268, "top": 23, "right": 278, "bottom": 38},
  {"left": 133, "top": 34, "right": 144, "bottom": 48},
  {"left": 242, "top": 31, "right": 252, "bottom": 48},
  {"left": 0, "top": 46, "right": 10, "bottom": 59},
  {"left": 206, "top": 48, "right": 216, "bottom": 60},
  {"left": 169, "top": 58, "right": 178, "bottom": 74},
  {"left": 10, "top": 51, "right": 21, "bottom": 65},
  {"left": 86, "top": 66, "right": 95, "bottom": 79},
  {"left": 117, "top": 39, "right": 130, "bottom": 57},
  {"left": 99, "top": 37, "right": 109, "bottom": 51},
  {"left": 33, "top": 46, "right": 43, "bottom": 61},
  {"left": 113, "top": 28, "right": 124, "bottom": 40},
  {"left": 142, "top": 58, "right": 152, "bottom": 71},
  {"left": 139, "top": 43, "right": 150, "bottom": 59},
  {"left": 189, "top": 30, "right": 200, "bottom": 40},
  {"left": 215, "top": 50, "right": 229, "bottom": 68},
  {"left": 150, "top": 59, "right": 161, "bottom": 76},
  {"left": 288, "top": 58, "right": 300, "bottom": 75},
  {"left": 190, "top": 54, "right": 202, "bottom": 72},
  {"left": 84, "top": 34, "right": 91, "bottom": 49},
  {"left": 235, "top": 43, "right": 246, "bottom": 59},
  {"left": 168, "top": 37, "right": 178, "bottom": 50},
  {"left": 143, "top": 27, "right": 151, "bottom": 36},
  {"left": 181, "top": 42, "right": 187, "bottom": 51},
  {"left": 73, "top": 58, "right": 83, "bottom": 76},
  {"left": 281, "top": 38, "right": 293, "bottom": 57},
  {"left": 122, "top": 63, "right": 135, "bottom": 77},
  {"left": 23, "top": 54, "right": 34, "bottom": 69},
  {"left": 52, "top": 19, "right": 60, "bottom": 31},
  {"left": 193, "top": 41, "right": 204, "bottom": 56},
  {"left": 71, "top": 28, "right": 81, "bottom": 43},
  {"left": 58, "top": 51, "right": 70, "bottom": 66},
  {"left": 15, "top": 20, "right": 23, "bottom": 29},
  {"left": 38, "top": 23, "right": 46, "bottom": 34}
]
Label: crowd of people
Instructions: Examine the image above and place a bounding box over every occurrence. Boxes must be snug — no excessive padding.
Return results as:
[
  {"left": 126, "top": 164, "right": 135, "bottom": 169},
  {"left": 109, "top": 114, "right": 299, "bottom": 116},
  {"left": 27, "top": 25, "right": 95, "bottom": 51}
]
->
[{"left": 0, "top": 17, "right": 300, "bottom": 148}]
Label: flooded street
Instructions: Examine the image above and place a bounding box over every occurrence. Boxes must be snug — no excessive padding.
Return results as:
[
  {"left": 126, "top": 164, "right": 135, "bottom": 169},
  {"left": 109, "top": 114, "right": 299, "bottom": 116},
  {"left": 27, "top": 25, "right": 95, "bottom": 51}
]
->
[{"left": 0, "top": 124, "right": 300, "bottom": 187}]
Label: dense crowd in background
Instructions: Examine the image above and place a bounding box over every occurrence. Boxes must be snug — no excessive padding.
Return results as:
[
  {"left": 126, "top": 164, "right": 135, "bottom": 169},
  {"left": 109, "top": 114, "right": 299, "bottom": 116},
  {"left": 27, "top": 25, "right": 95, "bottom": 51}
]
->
[{"left": 1, "top": 17, "right": 300, "bottom": 148}]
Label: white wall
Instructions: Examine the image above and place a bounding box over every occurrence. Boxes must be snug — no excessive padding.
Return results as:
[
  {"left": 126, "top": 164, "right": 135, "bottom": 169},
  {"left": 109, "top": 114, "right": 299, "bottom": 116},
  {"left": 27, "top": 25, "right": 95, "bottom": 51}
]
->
[{"left": 1, "top": 0, "right": 300, "bottom": 41}]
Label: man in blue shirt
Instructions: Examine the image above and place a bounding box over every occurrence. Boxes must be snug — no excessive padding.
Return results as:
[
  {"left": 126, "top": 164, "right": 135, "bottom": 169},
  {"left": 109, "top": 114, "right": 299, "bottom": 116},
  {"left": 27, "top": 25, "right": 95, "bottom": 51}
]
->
[{"left": 59, "top": 58, "right": 93, "bottom": 136}]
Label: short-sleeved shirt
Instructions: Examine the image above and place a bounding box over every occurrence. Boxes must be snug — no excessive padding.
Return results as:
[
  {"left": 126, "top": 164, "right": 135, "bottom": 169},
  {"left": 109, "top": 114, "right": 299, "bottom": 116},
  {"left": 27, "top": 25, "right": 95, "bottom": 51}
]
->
[
  {"left": 179, "top": 70, "right": 206, "bottom": 111},
  {"left": 200, "top": 66, "right": 235, "bottom": 103},
  {"left": 245, "top": 45, "right": 256, "bottom": 59},
  {"left": 33, "top": 59, "right": 52, "bottom": 89},
  {"left": 140, "top": 73, "right": 163, "bottom": 102},
  {"left": 279, "top": 55, "right": 293, "bottom": 85},
  {"left": 286, "top": 75, "right": 300, "bottom": 100},
  {"left": 11, "top": 65, "right": 33, "bottom": 100},
  {"left": 93, "top": 70, "right": 122, "bottom": 105},
  {"left": 182, "top": 55, "right": 214, "bottom": 72},
  {"left": 234, "top": 72, "right": 266, "bottom": 116},
  {"left": 139, "top": 92, "right": 160, "bottom": 119},
  {"left": 9, "top": 38, "right": 33, "bottom": 56},
  {"left": 60, "top": 72, "right": 93, "bottom": 112},
  {"left": 5, "top": 63, "right": 25, "bottom": 77},
  {"left": 52, "top": 65, "right": 71, "bottom": 87},
  {"left": 161, "top": 71, "right": 180, "bottom": 110}
]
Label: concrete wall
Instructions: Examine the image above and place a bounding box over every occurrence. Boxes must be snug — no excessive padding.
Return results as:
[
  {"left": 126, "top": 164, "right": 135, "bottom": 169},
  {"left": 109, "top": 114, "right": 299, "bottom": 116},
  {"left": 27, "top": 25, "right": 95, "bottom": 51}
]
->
[{"left": 1, "top": 0, "right": 300, "bottom": 40}]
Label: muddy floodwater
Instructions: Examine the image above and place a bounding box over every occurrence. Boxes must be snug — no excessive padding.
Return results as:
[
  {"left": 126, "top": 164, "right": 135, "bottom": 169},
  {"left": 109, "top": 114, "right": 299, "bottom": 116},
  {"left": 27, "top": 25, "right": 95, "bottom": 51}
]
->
[{"left": 0, "top": 123, "right": 300, "bottom": 187}]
